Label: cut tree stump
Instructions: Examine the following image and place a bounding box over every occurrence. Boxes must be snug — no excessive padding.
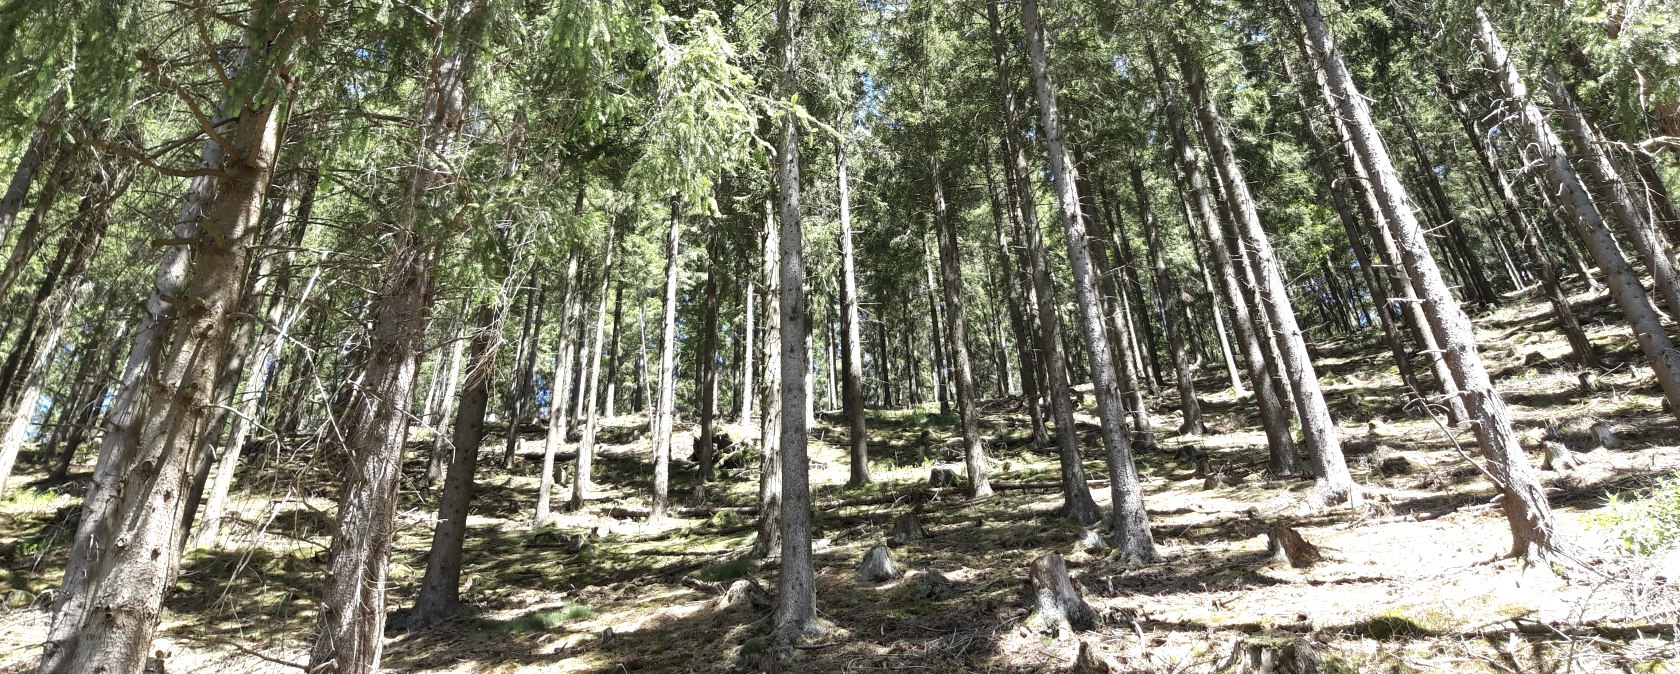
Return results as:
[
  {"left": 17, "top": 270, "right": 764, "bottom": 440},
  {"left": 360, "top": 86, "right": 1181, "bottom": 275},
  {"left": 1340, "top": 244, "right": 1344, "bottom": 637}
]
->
[
  {"left": 903, "top": 569, "right": 953, "bottom": 600},
  {"left": 1541, "top": 441, "right": 1579, "bottom": 471},
  {"left": 929, "top": 467, "right": 961, "bottom": 488},
  {"left": 1223, "top": 634, "right": 1322, "bottom": 674},
  {"left": 1025, "top": 552, "right": 1098, "bottom": 636},
  {"left": 889, "top": 512, "right": 927, "bottom": 546},
  {"left": 1578, "top": 371, "right": 1600, "bottom": 394},
  {"left": 1069, "top": 640, "right": 1118, "bottom": 673},
  {"left": 719, "top": 578, "right": 774, "bottom": 610},
  {"left": 1266, "top": 525, "right": 1323, "bottom": 568},
  {"left": 857, "top": 545, "right": 902, "bottom": 582},
  {"left": 1590, "top": 420, "right": 1621, "bottom": 449}
]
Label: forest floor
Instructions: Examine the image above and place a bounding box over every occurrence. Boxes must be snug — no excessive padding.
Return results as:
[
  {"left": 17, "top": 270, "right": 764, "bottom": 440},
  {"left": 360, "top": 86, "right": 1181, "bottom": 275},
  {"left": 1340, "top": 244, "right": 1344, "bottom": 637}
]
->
[{"left": 3, "top": 284, "right": 1680, "bottom": 673}]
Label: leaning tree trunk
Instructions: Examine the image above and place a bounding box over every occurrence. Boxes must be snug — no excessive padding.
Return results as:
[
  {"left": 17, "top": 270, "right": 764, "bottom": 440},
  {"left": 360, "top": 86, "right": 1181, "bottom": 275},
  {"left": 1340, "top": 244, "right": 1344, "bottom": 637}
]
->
[
  {"left": 0, "top": 86, "right": 65, "bottom": 246},
  {"left": 987, "top": 0, "right": 1099, "bottom": 525},
  {"left": 535, "top": 252, "right": 580, "bottom": 524},
  {"left": 1552, "top": 79, "right": 1680, "bottom": 316},
  {"left": 983, "top": 152, "right": 1051, "bottom": 447},
  {"left": 1153, "top": 43, "right": 1301, "bottom": 477},
  {"left": 311, "top": 3, "right": 485, "bottom": 671},
  {"left": 1179, "top": 38, "right": 1353, "bottom": 504},
  {"left": 932, "top": 154, "right": 993, "bottom": 498},
  {"left": 650, "top": 202, "right": 682, "bottom": 522},
  {"left": 1475, "top": 6, "right": 1680, "bottom": 419},
  {"left": 39, "top": 33, "right": 291, "bottom": 672},
  {"left": 1024, "top": 0, "right": 1156, "bottom": 561},
  {"left": 770, "top": 0, "right": 819, "bottom": 643},
  {"left": 837, "top": 140, "right": 871, "bottom": 486},
  {"left": 1132, "top": 159, "right": 1205, "bottom": 435},
  {"left": 571, "top": 233, "right": 615, "bottom": 510},
  {"left": 1443, "top": 89, "right": 1599, "bottom": 366},
  {"left": 1300, "top": 0, "right": 1561, "bottom": 556},
  {"left": 403, "top": 305, "right": 498, "bottom": 628}
]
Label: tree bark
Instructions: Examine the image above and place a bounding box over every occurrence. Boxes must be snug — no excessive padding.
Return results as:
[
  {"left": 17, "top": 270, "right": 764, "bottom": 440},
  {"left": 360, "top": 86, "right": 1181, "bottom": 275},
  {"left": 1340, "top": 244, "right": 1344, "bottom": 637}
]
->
[
  {"left": 837, "top": 140, "right": 871, "bottom": 486},
  {"left": 0, "top": 86, "right": 65, "bottom": 246},
  {"left": 535, "top": 253, "right": 581, "bottom": 524},
  {"left": 771, "top": 0, "right": 818, "bottom": 641},
  {"left": 1023, "top": 0, "right": 1156, "bottom": 561},
  {"left": 1154, "top": 45, "right": 1299, "bottom": 477},
  {"left": 752, "top": 199, "right": 784, "bottom": 560},
  {"left": 649, "top": 202, "right": 682, "bottom": 522},
  {"left": 1132, "top": 160, "right": 1204, "bottom": 435},
  {"left": 403, "top": 305, "right": 498, "bottom": 628},
  {"left": 931, "top": 154, "right": 993, "bottom": 498},
  {"left": 572, "top": 233, "right": 616, "bottom": 510},
  {"left": 697, "top": 233, "right": 721, "bottom": 483},
  {"left": 40, "top": 23, "right": 293, "bottom": 670},
  {"left": 1178, "top": 38, "right": 1354, "bottom": 504},
  {"left": 986, "top": 0, "right": 1099, "bottom": 525},
  {"left": 1475, "top": 7, "right": 1680, "bottom": 419},
  {"left": 1300, "top": 0, "right": 1562, "bottom": 556}
]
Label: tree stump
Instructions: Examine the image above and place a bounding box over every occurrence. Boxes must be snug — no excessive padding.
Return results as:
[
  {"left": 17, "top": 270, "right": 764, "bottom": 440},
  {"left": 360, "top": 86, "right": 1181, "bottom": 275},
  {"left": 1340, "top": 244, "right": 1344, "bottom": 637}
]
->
[
  {"left": 856, "top": 544, "right": 902, "bottom": 582},
  {"left": 720, "top": 578, "right": 774, "bottom": 610},
  {"left": 929, "top": 467, "right": 961, "bottom": 488},
  {"left": 1266, "top": 525, "right": 1323, "bottom": 568},
  {"left": 903, "top": 569, "right": 954, "bottom": 600},
  {"left": 1541, "top": 441, "right": 1579, "bottom": 472},
  {"left": 1223, "top": 635, "right": 1322, "bottom": 674},
  {"left": 1025, "top": 552, "right": 1098, "bottom": 636},
  {"left": 1590, "top": 420, "right": 1621, "bottom": 449},
  {"left": 889, "top": 511, "right": 927, "bottom": 546},
  {"left": 1069, "top": 640, "right": 1118, "bottom": 673},
  {"left": 1578, "top": 371, "right": 1600, "bottom": 394}
]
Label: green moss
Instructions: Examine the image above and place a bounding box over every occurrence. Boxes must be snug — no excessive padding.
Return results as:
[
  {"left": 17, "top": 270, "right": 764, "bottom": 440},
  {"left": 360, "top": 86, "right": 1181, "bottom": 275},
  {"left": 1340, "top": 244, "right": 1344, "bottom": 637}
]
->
[
  {"left": 694, "top": 556, "right": 755, "bottom": 582},
  {"left": 499, "top": 603, "right": 595, "bottom": 632},
  {"left": 1359, "top": 612, "right": 1429, "bottom": 640}
]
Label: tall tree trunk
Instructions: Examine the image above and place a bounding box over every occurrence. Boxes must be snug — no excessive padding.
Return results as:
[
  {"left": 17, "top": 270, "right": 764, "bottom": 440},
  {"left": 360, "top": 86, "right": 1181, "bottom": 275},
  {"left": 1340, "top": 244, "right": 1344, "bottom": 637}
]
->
[
  {"left": 922, "top": 240, "right": 950, "bottom": 417},
  {"left": 0, "top": 86, "right": 65, "bottom": 246},
  {"left": 502, "top": 274, "right": 542, "bottom": 468},
  {"left": 1023, "top": 0, "right": 1156, "bottom": 560},
  {"left": 1282, "top": 53, "right": 1421, "bottom": 395},
  {"left": 535, "top": 253, "right": 580, "bottom": 524},
  {"left": 1552, "top": 80, "right": 1680, "bottom": 316},
  {"left": 986, "top": 0, "right": 1099, "bottom": 524},
  {"left": 697, "top": 235, "right": 721, "bottom": 483},
  {"left": 650, "top": 203, "right": 682, "bottom": 522},
  {"left": 931, "top": 155, "right": 993, "bottom": 498},
  {"left": 1392, "top": 98, "right": 1500, "bottom": 307},
  {"left": 1444, "top": 87, "right": 1600, "bottom": 367},
  {"left": 1086, "top": 187, "right": 1152, "bottom": 435},
  {"left": 1177, "top": 186, "right": 1245, "bottom": 396},
  {"left": 428, "top": 304, "right": 469, "bottom": 487},
  {"left": 311, "top": 4, "right": 485, "bottom": 671},
  {"left": 752, "top": 199, "right": 784, "bottom": 560},
  {"left": 1300, "top": 0, "right": 1562, "bottom": 555},
  {"left": 770, "top": 0, "right": 818, "bottom": 641},
  {"left": 572, "top": 236, "right": 616, "bottom": 509},
  {"left": 984, "top": 150, "right": 1049, "bottom": 445},
  {"left": 837, "top": 141, "right": 871, "bottom": 486},
  {"left": 1178, "top": 38, "right": 1354, "bottom": 504},
  {"left": 403, "top": 305, "right": 498, "bottom": 628},
  {"left": 40, "top": 21, "right": 294, "bottom": 670},
  {"left": 1476, "top": 6, "right": 1680, "bottom": 418},
  {"left": 740, "top": 275, "right": 755, "bottom": 424},
  {"left": 1154, "top": 44, "right": 1299, "bottom": 475},
  {"left": 604, "top": 281, "right": 623, "bottom": 419},
  {"left": 1132, "top": 160, "right": 1204, "bottom": 435}
]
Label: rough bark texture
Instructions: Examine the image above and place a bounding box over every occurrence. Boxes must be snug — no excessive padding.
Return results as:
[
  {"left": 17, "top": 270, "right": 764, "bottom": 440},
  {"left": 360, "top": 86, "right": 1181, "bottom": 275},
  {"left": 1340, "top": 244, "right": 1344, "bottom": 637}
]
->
[
  {"left": 931, "top": 156, "right": 993, "bottom": 498},
  {"left": 1476, "top": 8, "right": 1680, "bottom": 420},
  {"left": 1153, "top": 44, "right": 1300, "bottom": 477},
  {"left": 1304, "top": 0, "right": 1561, "bottom": 556},
  {"left": 697, "top": 234, "right": 721, "bottom": 483},
  {"left": 1024, "top": 0, "right": 1156, "bottom": 560},
  {"left": 403, "top": 305, "right": 497, "bottom": 628},
  {"left": 771, "top": 0, "right": 818, "bottom": 644},
  {"left": 39, "top": 35, "right": 290, "bottom": 672},
  {"left": 751, "top": 200, "right": 783, "bottom": 560},
  {"left": 986, "top": 0, "right": 1098, "bottom": 525},
  {"left": 837, "top": 141, "right": 871, "bottom": 487}
]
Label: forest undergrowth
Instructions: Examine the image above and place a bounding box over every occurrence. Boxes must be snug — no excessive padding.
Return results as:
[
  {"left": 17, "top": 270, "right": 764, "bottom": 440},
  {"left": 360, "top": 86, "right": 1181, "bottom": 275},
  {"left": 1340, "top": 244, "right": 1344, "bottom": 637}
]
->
[{"left": 2, "top": 284, "right": 1677, "bottom": 673}]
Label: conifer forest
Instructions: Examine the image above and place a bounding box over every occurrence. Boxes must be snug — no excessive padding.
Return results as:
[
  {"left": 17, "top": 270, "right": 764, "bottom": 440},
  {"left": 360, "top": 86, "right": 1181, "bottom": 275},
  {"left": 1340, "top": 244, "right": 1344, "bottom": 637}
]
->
[{"left": 4, "top": 0, "right": 1680, "bottom": 671}]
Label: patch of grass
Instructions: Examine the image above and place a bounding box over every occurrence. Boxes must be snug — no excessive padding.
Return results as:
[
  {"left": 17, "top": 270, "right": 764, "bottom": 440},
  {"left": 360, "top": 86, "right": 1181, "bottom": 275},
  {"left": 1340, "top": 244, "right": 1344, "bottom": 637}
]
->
[
  {"left": 499, "top": 604, "right": 595, "bottom": 632},
  {"left": 3, "top": 487, "right": 60, "bottom": 508},
  {"left": 1596, "top": 471, "right": 1680, "bottom": 556},
  {"left": 1358, "top": 612, "right": 1428, "bottom": 640},
  {"left": 694, "top": 556, "right": 754, "bottom": 582}
]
